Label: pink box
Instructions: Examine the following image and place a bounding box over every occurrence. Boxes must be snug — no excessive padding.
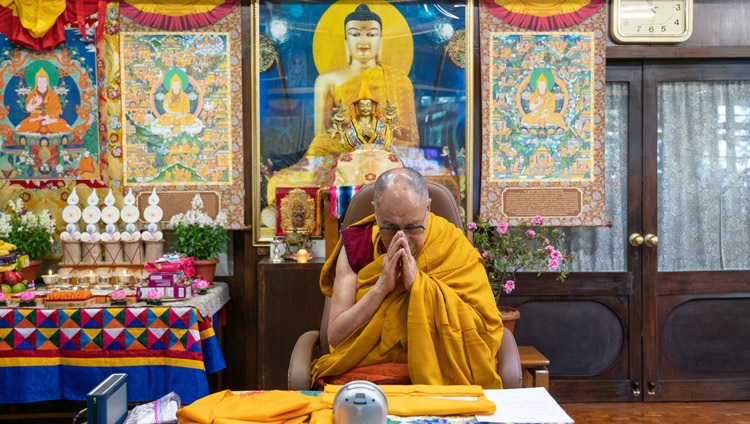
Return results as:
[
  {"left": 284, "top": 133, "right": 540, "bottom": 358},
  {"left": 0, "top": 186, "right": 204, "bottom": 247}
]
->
[
  {"left": 148, "top": 272, "right": 185, "bottom": 287},
  {"left": 136, "top": 285, "right": 192, "bottom": 301}
]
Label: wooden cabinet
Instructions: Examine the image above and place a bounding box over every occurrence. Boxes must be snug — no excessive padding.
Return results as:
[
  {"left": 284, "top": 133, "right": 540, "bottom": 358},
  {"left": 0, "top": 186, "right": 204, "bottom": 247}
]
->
[{"left": 257, "top": 257, "right": 326, "bottom": 389}]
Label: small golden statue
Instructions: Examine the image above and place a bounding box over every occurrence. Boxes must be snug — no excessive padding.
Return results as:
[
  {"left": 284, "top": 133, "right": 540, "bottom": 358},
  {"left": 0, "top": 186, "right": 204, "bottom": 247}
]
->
[{"left": 282, "top": 226, "right": 312, "bottom": 260}]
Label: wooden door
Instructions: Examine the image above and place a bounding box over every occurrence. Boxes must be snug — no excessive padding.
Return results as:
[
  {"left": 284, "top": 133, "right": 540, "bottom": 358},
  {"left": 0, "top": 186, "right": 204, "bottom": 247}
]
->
[
  {"left": 640, "top": 61, "right": 750, "bottom": 401},
  {"left": 497, "top": 65, "right": 644, "bottom": 403}
]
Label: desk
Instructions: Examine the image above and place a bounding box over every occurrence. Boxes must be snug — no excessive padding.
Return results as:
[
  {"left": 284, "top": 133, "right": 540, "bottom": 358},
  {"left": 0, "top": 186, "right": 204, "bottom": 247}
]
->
[{"left": 0, "top": 282, "right": 230, "bottom": 405}]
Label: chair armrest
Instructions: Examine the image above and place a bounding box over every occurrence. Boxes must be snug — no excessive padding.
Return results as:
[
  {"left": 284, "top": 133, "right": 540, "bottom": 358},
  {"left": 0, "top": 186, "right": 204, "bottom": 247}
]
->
[
  {"left": 288, "top": 330, "right": 321, "bottom": 390},
  {"left": 497, "top": 327, "right": 523, "bottom": 389}
]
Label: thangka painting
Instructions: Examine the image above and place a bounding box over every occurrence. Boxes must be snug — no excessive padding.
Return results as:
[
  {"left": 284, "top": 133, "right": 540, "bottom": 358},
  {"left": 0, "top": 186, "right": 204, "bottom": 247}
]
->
[
  {"left": 253, "top": 0, "right": 473, "bottom": 244},
  {"left": 479, "top": 5, "right": 606, "bottom": 226},
  {"left": 0, "top": 29, "right": 100, "bottom": 185},
  {"left": 120, "top": 32, "right": 232, "bottom": 186},
  {"left": 489, "top": 33, "right": 594, "bottom": 183}
]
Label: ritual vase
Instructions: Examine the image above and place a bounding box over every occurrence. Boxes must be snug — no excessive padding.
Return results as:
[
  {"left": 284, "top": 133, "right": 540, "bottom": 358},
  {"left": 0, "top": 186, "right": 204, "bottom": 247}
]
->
[
  {"left": 499, "top": 305, "right": 521, "bottom": 333},
  {"left": 143, "top": 240, "right": 164, "bottom": 263},
  {"left": 21, "top": 260, "right": 41, "bottom": 284},
  {"left": 62, "top": 241, "right": 81, "bottom": 265},
  {"left": 122, "top": 241, "right": 144, "bottom": 265},
  {"left": 102, "top": 241, "right": 122, "bottom": 265},
  {"left": 80, "top": 241, "right": 102, "bottom": 265},
  {"left": 193, "top": 259, "right": 219, "bottom": 283}
]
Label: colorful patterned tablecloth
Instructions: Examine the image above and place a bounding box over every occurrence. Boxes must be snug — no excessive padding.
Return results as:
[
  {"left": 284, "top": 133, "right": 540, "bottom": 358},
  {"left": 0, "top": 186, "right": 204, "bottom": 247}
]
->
[{"left": 0, "top": 285, "right": 229, "bottom": 404}]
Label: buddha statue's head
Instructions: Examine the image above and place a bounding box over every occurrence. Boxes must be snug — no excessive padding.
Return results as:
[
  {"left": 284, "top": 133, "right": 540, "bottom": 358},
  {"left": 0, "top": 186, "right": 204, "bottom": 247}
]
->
[
  {"left": 344, "top": 4, "right": 383, "bottom": 66},
  {"left": 352, "top": 78, "right": 379, "bottom": 118}
]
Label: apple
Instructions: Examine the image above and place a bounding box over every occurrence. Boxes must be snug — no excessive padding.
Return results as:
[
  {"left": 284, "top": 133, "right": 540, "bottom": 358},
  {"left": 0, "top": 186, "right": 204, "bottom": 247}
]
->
[
  {"left": 11, "top": 282, "right": 26, "bottom": 293},
  {"left": 2, "top": 270, "right": 23, "bottom": 285},
  {"left": 1, "top": 284, "right": 10, "bottom": 294}
]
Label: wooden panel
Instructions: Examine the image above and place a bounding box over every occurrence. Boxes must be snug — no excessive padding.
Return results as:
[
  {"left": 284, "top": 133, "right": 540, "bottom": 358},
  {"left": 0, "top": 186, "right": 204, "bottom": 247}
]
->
[
  {"left": 257, "top": 257, "right": 326, "bottom": 389},
  {"left": 499, "top": 272, "right": 637, "bottom": 403}
]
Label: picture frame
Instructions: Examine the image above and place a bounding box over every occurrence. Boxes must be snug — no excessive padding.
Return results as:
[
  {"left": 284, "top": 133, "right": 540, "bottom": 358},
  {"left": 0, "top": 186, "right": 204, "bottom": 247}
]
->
[{"left": 251, "top": 0, "right": 474, "bottom": 245}]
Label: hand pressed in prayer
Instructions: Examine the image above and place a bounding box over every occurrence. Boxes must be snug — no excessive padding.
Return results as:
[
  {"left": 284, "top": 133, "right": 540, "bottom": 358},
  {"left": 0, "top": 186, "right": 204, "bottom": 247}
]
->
[
  {"left": 391, "top": 231, "right": 416, "bottom": 291},
  {"left": 380, "top": 233, "right": 403, "bottom": 294}
]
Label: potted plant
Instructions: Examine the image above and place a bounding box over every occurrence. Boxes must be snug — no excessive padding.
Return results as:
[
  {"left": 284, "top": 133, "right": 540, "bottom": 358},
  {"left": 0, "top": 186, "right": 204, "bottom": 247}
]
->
[
  {"left": 0, "top": 199, "right": 56, "bottom": 281},
  {"left": 468, "top": 215, "right": 575, "bottom": 330},
  {"left": 167, "top": 194, "right": 228, "bottom": 283}
]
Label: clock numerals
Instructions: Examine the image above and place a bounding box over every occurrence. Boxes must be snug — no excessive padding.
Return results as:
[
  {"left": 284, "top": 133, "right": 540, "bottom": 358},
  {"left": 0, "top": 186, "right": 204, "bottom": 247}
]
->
[{"left": 611, "top": 0, "right": 693, "bottom": 43}]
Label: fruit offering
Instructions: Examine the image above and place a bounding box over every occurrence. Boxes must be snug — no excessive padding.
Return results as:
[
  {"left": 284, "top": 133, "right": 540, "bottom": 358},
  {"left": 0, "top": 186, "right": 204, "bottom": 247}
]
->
[
  {"left": 45, "top": 290, "right": 93, "bottom": 301},
  {"left": 1, "top": 281, "right": 27, "bottom": 294}
]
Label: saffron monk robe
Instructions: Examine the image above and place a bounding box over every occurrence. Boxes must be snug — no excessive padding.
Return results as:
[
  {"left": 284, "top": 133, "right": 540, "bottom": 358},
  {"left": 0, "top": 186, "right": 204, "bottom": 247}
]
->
[{"left": 311, "top": 168, "right": 504, "bottom": 389}]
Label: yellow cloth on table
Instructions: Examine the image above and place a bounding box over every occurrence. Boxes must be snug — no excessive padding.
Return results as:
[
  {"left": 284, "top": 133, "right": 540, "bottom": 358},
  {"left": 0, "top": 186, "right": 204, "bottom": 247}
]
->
[
  {"left": 322, "top": 384, "right": 497, "bottom": 416},
  {"left": 176, "top": 390, "right": 329, "bottom": 424},
  {"left": 313, "top": 214, "right": 503, "bottom": 389},
  {"left": 178, "top": 385, "right": 494, "bottom": 424}
]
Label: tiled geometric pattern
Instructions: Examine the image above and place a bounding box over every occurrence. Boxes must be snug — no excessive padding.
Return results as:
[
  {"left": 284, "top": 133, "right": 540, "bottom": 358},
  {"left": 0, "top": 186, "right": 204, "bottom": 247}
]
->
[{"left": 0, "top": 307, "right": 206, "bottom": 355}]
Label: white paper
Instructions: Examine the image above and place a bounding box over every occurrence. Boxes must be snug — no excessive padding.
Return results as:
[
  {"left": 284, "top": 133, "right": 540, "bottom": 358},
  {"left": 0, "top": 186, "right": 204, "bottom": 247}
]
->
[{"left": 475, "top": 387, "right": 574, "bottom": 423}]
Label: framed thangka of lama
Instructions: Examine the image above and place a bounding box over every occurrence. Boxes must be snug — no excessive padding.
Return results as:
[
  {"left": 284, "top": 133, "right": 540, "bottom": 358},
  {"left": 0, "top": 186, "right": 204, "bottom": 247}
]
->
[
  {"left": 479, "top": 29, "right": 607, "bottom": 226},
  {"left": 120, "top": 32, "right": 232, "bottom": 187},
  {"left": 0, "top": 29, "right": 100, "bottom": 186},
  {"left": 252, "top": 0, "right": 474, "bottom": 244}
]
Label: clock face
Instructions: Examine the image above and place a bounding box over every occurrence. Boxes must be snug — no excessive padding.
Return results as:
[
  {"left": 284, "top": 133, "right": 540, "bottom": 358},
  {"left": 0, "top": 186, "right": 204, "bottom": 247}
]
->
[{"left": 612, "top": 0, "right": 692, "bottom": 43}]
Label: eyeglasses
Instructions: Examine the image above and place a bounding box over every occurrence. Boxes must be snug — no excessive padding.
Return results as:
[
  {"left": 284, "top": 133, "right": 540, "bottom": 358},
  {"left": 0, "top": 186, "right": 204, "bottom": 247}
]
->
[
  {"left": 378, "top": 224, "right": 425, "bottom": 238},
  {"left": 377, "top": 210, "right": 428, "bottom": 238}
]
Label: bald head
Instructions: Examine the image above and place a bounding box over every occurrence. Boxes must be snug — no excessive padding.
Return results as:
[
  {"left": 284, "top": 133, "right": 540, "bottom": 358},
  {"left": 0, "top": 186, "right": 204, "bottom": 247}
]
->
[{"left": 373, "top": 168, "right": 428, "bottom": 210}]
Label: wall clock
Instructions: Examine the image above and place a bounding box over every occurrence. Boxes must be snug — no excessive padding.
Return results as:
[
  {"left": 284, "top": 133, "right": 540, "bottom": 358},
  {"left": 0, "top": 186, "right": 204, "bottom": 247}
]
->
[{"left": 611, "top": 0, "right": 693, "bottom": 44}]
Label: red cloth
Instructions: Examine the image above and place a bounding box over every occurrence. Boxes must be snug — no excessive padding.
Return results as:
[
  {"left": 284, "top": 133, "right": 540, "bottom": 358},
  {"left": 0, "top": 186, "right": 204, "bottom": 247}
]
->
[
  {"left": 316, "top": 363, "right": 411, "bottom": 389},
  {"left": 119, "top": 0, "right": 239, "bottom": 30},
  {"left": 341, "top": 222, "right": 375, "bottom": 274},
  {"left": 480, "top": 0, "right": 604, "bottom": 31},
  {"left": 0, "top": 0, "right": 105, "bottom": 51}
]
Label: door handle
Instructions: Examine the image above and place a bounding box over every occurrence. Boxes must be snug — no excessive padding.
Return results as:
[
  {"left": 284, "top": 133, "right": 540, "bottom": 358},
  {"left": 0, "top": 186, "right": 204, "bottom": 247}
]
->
[
  {"left": 644, "top": 233, "right": 659, "bottom": 247},
  {"left": 629, "top": 233, "right": 644, "bottom": 247}
]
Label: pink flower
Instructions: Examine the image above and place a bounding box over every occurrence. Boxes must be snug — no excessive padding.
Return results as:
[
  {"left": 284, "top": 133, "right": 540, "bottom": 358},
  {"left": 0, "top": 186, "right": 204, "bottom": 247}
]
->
[
  {"left": 19, "top": 291, "right": 35, "bottom": 301},
  {"left": 193, "top": 279, "right": 209, "bottom": 290},
  {"left": 545, "top": 245, "right": 556, "bottom": 253},
  {"left": 110, "top": 289, "right": 126, "bottom": 300},
  {"left": 544, "top": 238, "right": 550, "bottom": 245},
  {"left": 481, "top": 250, "right": 490, "bottom": 258},
  {"left": 0, "top": 293, "right": 6, "bottom": 301},
  {"left": 503, "top": 280, "right": 515, "bottom": 294},
  {"left": 526, "top": 229, "right": 536, "bottom": 238},
  {"left": 532, "top": 215, "right": 544, "bottom": 226},
  {"left": 550, "top": 250, "right": 563, "bottom": 260},
  {"left": 147, "top": 289, "right": 162, "bottom": 300},
  {"left": 467, "top": 222, "right": 477, "bottom": 231},
  {"left": 497, "top": 222, "right": 509, "bottom": 235},
  {"left": 548, "top": 259, "right": 560, "bottom": 270}
]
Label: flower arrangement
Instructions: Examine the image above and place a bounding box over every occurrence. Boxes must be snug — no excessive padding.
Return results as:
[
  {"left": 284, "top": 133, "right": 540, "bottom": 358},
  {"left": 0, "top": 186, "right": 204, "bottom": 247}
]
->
[
  {"left": 18, "top": 291, "right": 36, "bottom": 307},
  {"left": 468, "top": 215, "right": 574, "bottom": 302},
  {"left": 144, "top": 289, "right": 163, "bottom": 306},
  {"left": 167, "top": 195, "right": 228, "bottom": 261},
  {"left": 192, "top": 278, "right": 210, "bottom": 295},
  {"left": 109, "top": 289, "right": 127, "bottom": 306},
  {"left": 0, "top": 199, "right": 56, "bottom": 261}
]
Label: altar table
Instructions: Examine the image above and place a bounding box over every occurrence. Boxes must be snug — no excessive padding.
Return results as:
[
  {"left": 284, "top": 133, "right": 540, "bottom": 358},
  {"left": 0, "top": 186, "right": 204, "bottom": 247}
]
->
[{"left": 0, "top": 282, "right": 230, "bottom": 405}]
